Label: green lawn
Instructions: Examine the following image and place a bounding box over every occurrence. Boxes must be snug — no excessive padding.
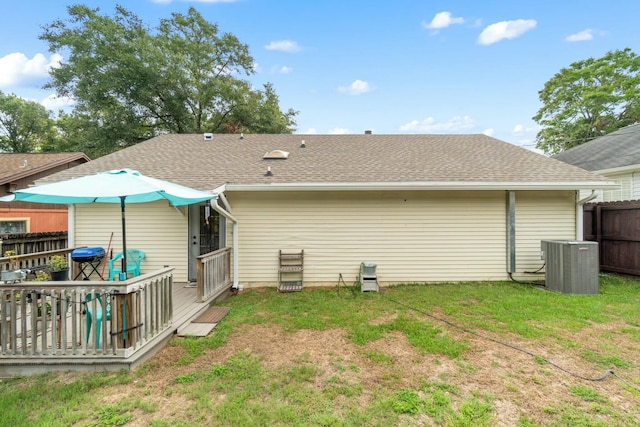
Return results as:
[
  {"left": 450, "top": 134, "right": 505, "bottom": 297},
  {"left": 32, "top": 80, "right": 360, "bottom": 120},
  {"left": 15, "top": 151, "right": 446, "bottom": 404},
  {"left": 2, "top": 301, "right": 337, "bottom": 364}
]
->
[{"left": 1, "top": 274, "right": 639, "bottom": 426}]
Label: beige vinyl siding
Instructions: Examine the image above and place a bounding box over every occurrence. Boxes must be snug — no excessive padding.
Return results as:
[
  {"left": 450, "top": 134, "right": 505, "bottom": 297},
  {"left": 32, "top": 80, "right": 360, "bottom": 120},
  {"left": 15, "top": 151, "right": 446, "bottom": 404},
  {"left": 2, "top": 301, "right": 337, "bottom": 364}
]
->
[
  {"left": 72, "top": 190, "right": 578, "bottom": 286},
  {"left": 602, "top": 172, "right": 632, "bottom": 202},
  {"left": 226, "top": 190, "right": 510, "bottom": 286},
  {"left": 74, "top": 201, "right": 188, "bottom": 281},
  {"left": 514, "top": 191, "right": 576, "bottom": 275}
]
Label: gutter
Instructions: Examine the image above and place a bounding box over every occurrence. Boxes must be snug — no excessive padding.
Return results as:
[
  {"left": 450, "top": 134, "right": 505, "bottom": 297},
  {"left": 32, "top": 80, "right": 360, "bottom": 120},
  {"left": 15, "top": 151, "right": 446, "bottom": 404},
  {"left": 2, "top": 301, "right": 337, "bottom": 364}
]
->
[
  {"left": 225, "top": 181, "right": 619, "bottom": 192},
  {"left": 593, "top": 164, "right": 640, "bottom": 175},
  {"left": 576, "top": 190, "right": 598, "bottom": 240}
]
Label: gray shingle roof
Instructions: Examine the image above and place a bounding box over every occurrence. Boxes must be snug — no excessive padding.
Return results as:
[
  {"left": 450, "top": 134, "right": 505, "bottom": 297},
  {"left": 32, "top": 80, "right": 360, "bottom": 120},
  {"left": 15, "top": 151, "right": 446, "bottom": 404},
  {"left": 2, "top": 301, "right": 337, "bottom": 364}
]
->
[
  {"left": 38, "top": 134, "right": 609, "bottom": 191},
  {"left": 553, "top": 123, "right": 640, "bottom": 171},
  {"left": 0, "top": 152, "right": 90, "bottom": 185}
]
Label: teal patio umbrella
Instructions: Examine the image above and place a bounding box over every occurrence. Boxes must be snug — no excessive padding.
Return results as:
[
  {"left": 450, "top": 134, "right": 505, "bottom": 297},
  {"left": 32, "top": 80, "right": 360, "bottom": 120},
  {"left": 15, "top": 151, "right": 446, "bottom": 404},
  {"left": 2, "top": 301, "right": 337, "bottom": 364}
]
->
[{"left": 1, "top": 169, "right": 217, "bottom": 278}]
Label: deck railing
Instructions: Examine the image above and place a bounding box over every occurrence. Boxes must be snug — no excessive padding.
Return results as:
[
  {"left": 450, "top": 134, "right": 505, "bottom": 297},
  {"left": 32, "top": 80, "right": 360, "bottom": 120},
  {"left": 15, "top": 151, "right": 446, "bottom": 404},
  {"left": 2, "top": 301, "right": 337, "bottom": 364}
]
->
[
  {"left": 0, "top": 248, "right": 75, "bottom": 274},
  {"left": 0, "top": 268, "right": 173, "bottom": 358},
  {"left": 197, "top": 247, "right": 231, "bottom": 302}
]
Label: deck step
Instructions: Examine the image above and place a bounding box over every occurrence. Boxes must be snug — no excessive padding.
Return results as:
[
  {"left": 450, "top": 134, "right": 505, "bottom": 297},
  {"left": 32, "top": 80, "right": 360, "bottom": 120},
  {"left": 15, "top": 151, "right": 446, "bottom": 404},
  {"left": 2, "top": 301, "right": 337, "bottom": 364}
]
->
[
  {"left": 176, "top": 306, "right": 231, "bottom": 337},
  {"left": 177, "top": 322, "right": 217, "bottom": 337}
]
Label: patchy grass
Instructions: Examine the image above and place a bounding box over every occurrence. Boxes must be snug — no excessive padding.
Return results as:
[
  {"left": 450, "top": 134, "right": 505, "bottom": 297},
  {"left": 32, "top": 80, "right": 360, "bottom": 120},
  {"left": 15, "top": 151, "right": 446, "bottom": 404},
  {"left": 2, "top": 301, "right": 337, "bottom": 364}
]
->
[{"left": 1, "top": 274, "right": 639, "bottom": 426}]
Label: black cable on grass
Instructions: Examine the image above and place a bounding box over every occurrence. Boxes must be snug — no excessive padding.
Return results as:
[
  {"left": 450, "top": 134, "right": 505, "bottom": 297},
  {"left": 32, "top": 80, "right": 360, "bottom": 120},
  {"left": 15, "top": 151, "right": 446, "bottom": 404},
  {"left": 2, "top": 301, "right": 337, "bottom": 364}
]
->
[
  {"left": 508, "top": 272, "right": 545, "bottom": 287},
  {"left": 378, "top": 290, "right": 640, "bottom": 392},
  {"left": 524, "top": 262, "right": 546, "bottom": 274},
  {"left": 336, "top": 274, "right": 358, "bottom": 297}
]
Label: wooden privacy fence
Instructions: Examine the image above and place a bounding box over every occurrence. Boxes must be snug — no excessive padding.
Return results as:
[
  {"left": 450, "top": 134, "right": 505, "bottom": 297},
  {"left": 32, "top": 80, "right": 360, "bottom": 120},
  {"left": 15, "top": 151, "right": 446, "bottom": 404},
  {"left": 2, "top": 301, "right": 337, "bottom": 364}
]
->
[
  {"left": 0, "top": 232, "right": 68, "bottom": 257},
  {"left": 583, "top": 201, "right": 640, "bottom": 276}
]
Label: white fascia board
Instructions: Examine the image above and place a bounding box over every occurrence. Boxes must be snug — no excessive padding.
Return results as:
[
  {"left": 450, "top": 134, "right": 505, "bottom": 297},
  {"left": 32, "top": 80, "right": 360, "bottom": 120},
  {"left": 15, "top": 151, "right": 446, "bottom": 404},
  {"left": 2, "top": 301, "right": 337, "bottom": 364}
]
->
[
  {"left": 225, "top": 181, "right": 620, "bottom": 192},
  {"left": 594, "top": 164, "right": 640, "bottom": 175}
]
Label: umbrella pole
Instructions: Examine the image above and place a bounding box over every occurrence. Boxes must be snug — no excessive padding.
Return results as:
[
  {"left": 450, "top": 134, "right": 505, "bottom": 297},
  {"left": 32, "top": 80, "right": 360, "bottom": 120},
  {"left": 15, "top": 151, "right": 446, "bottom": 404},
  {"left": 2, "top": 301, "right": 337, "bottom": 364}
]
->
[
  {"left": 120, "top": 196, "right": 127, "bottom": 281},
  {"left": 100, "top": 232, "right": 114, "bottom": 280}
]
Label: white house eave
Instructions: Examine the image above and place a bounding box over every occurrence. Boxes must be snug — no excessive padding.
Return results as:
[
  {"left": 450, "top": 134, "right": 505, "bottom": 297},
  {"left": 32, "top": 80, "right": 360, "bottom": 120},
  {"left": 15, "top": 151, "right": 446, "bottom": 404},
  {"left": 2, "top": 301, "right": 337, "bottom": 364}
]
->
[
  {"left": 225, "top": 181, "right": 620, "bottom": 191},
  {"left": 594, "top": 164, "right": 640, "bottom": 175}
]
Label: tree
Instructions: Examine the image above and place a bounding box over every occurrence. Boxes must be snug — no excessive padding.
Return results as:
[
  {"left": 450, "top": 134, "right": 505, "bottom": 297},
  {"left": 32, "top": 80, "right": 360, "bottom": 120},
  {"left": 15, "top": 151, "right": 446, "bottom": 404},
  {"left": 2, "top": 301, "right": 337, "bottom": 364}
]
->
[
  {"left": 40, "top": 5, "right": 297, "bottom": 156},
  {"left": 533, "top": 48, "right": 640, "bottom": 155},
  {"left": 0, "top": 91, "right": 56, "bottom": 153}
]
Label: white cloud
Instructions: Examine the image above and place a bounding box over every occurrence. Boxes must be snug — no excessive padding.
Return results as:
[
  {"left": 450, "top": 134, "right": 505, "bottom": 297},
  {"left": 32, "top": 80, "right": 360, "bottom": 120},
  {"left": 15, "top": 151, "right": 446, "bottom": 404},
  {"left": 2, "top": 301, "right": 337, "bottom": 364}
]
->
[
  {"left": 337, "top": 80, "right": 372, "bottom": 95},
  {"left": 483, "top": 128, "right": 495, "bottom": 137},
  {"left": 399, "top": 115, "right": 476, "bottom": 132},
  {"left": 513, "top": 124, "right": 539, "bottom": 134},
  {"left": 0, "top": 52, "right": 62, "bottom": 88},
  {"left": 566, "top": 29, "right": 593, "bottom": 42},
  {"left": 422, "top": 11, "right": 465, "bottom": 30},
  {"left": 41, "top": 94, "right": 75, "bottom": 112},
  {"left": 278, "top": 65, "right": 292, "bottom": 74},
  {"left": 478, "top": 19, "right": 537, "bottom": 45},
  {"left": 265, "top": 40, "right": 302, "bottom": 53},
  {"left": 328, "top": 127, "right": 350, "bottom": 134}
]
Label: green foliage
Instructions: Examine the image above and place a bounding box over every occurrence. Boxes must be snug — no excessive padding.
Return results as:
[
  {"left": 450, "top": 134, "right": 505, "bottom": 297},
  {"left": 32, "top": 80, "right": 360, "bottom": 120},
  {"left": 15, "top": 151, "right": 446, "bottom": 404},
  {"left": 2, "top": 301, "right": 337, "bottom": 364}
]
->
[
  {"left": 174, "top": 372, "right": 198, "bottom": 384},
  {"left": 96, "top": 405, "right": 133, "bottom": 426},
  {"left": 533, "top": 48, "right": 640, "bottom": 155},
  {"left": 386, "top": 313, "right": 468, "bottom": 358},
  {"left": 580, "top": 350, "right": 632, "bottom": 369},
  {"left": 446, "top": 397, "right": 494, "bottom": 427},
  {"left": 39, "top": 5, "right": 297, "bottom": 158},
  {"left": 570, "top": 385, "right": 607, "bottom": 403},
  {"left": 0, "top": 91, "right": 56, "bottom": 152},
  {"left": 363, "top": 350, "right": 394, "bottom": 365},
  {"left": 48, "top": 255, "right": 68, "bottom": 272},
  {"left": 390, "top": 389, "right": 422, "bottom": 414}
]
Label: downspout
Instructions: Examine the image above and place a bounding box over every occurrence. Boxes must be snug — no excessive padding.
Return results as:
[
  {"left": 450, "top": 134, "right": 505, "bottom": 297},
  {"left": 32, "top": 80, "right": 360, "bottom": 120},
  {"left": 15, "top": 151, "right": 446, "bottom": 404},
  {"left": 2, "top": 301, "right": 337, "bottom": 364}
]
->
[
  {"left": 210, "top": 197, "right": 239, "bottom": 289},
  {"left": 576, "top": 190, "right": 597, "bottom": 240},
  {"left": 506, "top": 191, "right": 516, "bottom": 276}
]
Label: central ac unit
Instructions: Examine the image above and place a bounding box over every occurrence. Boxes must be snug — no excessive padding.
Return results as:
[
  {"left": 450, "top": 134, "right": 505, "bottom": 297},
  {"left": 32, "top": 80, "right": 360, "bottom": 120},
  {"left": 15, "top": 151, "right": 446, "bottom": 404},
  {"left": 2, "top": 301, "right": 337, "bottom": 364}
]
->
[{"left": 540, "top": 240, "right": 599, "bottom": 294}]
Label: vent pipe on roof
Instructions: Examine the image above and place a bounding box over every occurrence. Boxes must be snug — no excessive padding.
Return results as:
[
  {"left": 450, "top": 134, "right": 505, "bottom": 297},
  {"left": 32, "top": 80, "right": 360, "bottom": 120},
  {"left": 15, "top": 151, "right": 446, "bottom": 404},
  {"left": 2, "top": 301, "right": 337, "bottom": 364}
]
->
[
  {"left": 20, "top": 160, "right": 27, "bottom": 168},
  {"left": 364, "top": 130, "right": 372, "bottom": 135},
  {"left": 265, "top": 166, "right": 273, "bottom": 176},
  {"left": 240, "top": 133, "right": 244, "bottom": 139},
  {"left": 203, "top": 133, "right": 213, "bottom": 140},
  {"left": 300, "top": 140, "right": 306, "bottom": 148}
]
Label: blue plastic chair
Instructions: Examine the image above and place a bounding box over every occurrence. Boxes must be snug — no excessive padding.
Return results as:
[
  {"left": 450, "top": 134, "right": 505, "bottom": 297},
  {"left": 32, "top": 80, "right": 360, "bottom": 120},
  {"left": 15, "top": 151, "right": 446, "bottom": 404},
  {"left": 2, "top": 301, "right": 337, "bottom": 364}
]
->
[
  {"left": 85, "top": 293, "right": 110, "bottom": 348},
  {"left": 108, "top": 249, "right": 145, "bottom": 281}
]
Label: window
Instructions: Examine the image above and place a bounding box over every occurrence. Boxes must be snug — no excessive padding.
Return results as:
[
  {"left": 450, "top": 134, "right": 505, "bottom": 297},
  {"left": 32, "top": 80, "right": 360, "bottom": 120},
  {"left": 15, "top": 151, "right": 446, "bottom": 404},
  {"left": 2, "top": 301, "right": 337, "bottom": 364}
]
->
[{"left": 0, "top": 219, "right": 28, "bottom": 234}]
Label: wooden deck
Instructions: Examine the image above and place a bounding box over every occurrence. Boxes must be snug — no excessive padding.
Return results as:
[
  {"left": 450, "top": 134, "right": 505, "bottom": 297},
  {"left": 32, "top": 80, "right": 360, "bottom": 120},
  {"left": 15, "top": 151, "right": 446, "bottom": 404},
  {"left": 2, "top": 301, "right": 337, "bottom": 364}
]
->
[{"left": 0, "top": 281, "right": 220, "bottom": 377}]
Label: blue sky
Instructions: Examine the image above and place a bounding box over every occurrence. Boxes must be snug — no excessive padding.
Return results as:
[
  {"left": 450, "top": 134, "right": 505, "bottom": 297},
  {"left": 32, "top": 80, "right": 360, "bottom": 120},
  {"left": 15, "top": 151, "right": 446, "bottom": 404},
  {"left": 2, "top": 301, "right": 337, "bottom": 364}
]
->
[{"left": 1, "top": 0, "right": 640, "bottom": 152}]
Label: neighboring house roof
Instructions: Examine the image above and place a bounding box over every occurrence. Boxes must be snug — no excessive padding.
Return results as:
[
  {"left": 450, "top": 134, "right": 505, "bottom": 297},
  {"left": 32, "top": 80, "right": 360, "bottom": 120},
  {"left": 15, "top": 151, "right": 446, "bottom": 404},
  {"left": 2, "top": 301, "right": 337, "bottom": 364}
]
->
[
  {"left": 0, "top": 152, "right": 91, "bottom": 186},
  {"left": 38, "top": 134, "right": 613, "bottom": 191},
  {"left": 553, "top": 123, "right": 640, "bottom": 172}
]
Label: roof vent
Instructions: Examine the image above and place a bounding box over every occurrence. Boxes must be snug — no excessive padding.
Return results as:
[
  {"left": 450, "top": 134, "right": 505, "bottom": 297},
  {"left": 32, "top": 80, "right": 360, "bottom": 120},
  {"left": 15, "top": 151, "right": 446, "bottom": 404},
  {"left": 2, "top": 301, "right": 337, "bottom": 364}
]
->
[
  {"left": 263, "top": 150, "right": 290, "bottom": 159},
  {"left": 364, "top": 130, "right": 372, "bottom": 135},
  {"left": 20, "top": 160, "right": 27, "bottom": 168},
  {"left": 203, "top": 133, "right": 213, "bottom": 140},
  {"left": 300, "top": 140, "right": 306, "bottom": 148}
]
